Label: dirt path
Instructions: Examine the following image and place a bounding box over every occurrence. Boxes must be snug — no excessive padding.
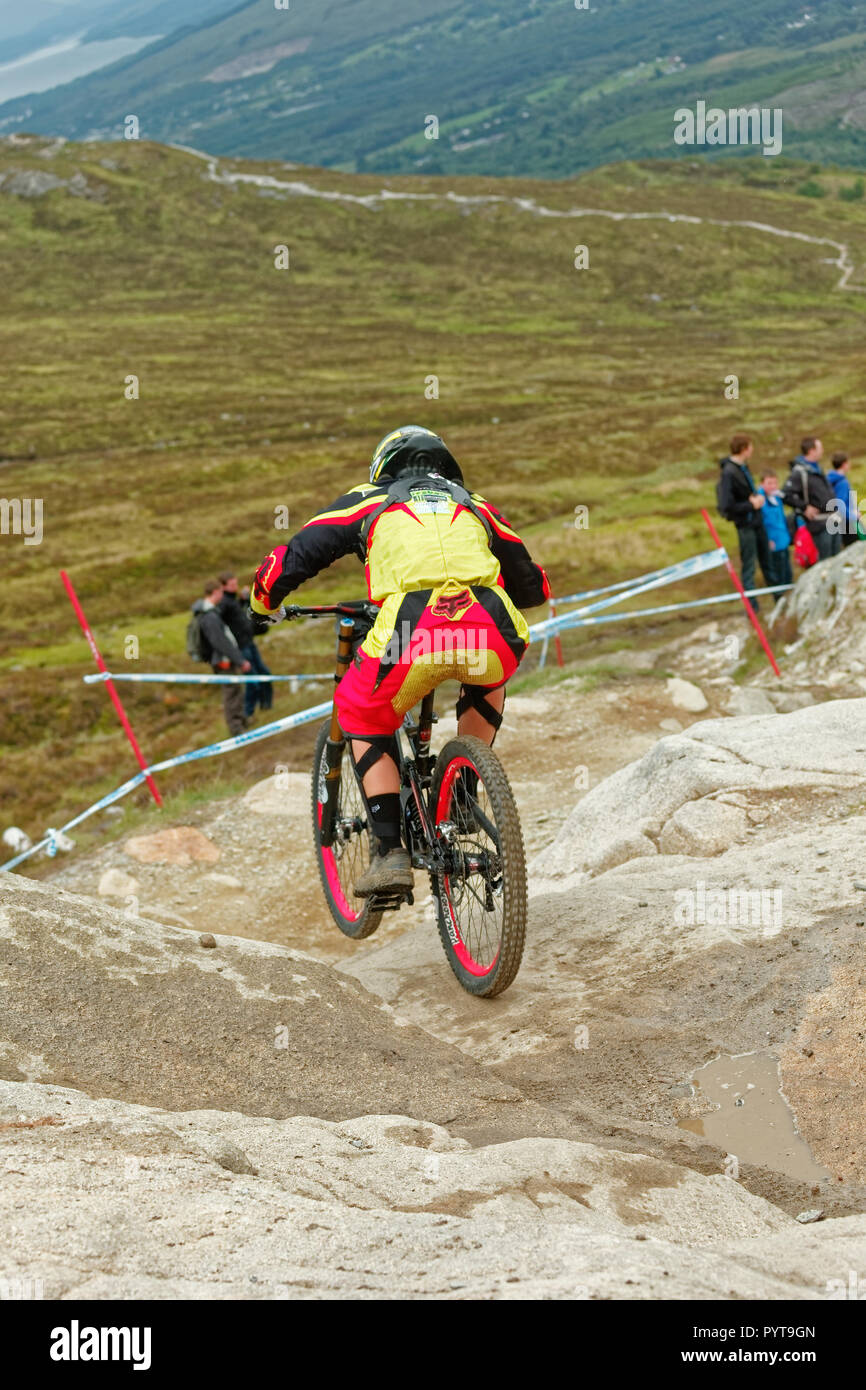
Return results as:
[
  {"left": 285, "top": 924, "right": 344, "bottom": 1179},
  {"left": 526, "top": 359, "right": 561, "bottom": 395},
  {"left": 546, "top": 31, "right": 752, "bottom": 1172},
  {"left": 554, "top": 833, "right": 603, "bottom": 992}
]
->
[
  {"left": 171, "top": 143, "right": 866, "bottom": 294},
  {"left": 48, "top": 676, "right": 709, "bottom": 958}
]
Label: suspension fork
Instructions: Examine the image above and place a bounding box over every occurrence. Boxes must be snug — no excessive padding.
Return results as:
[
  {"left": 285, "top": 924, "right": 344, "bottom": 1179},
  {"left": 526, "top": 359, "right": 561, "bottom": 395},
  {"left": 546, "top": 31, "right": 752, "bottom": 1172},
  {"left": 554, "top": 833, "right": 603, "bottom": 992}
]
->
[
  {"left": 319, "top": 617, "right": 355, "bottom": 848},
  {"left": 415, "top": 690, "right": 436, "bottom": 777}
]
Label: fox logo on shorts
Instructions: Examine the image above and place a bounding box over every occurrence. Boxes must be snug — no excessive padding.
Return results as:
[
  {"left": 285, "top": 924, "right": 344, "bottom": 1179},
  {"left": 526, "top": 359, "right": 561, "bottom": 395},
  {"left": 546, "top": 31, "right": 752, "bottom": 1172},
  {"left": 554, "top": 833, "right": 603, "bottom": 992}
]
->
[{"left": 431, "top": 588, "right": 472, "bottom": 620}]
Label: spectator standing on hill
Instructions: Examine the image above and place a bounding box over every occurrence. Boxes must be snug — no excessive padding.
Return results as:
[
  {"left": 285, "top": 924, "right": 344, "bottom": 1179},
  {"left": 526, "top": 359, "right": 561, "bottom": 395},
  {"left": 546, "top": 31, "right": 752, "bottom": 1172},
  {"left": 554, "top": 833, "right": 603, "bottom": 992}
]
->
[
  {"left": 758, "top": 471, "right": 792, "bottom": 593},
  {"left": 219, "top": 570, "right": 274, "bottom": 720},
  {"left": 827, "top": 452, "right": 860, "bottom": 548},
  {"left": 716, "top": 433, "right": 771, "bottom": 611},
  {"left": 199, "top": 579, "right": 250, "bottom": 737},
  {"left": 782, "top": 436, "right": 841, "bottom": 562}
]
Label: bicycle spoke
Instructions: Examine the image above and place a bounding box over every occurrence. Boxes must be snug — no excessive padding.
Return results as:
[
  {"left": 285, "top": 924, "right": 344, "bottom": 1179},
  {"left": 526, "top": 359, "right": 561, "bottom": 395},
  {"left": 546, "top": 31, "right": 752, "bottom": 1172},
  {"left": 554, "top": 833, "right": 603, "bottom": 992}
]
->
[
  {"left": 315, "top": 725, "right": 376, "bottom": 933},
  {"left": 441, "top": 775, "right": 504, "bottom": 972}
]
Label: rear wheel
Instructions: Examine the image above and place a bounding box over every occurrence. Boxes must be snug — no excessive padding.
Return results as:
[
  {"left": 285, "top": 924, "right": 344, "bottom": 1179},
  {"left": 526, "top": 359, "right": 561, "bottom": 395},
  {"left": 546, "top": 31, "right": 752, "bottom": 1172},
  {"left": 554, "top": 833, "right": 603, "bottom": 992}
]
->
[
  {"left": 312, "top": 720, "right": 383, "bottom": 939},
  {"left": 430, "top": 735, "right": 526, "bottom": 997}
]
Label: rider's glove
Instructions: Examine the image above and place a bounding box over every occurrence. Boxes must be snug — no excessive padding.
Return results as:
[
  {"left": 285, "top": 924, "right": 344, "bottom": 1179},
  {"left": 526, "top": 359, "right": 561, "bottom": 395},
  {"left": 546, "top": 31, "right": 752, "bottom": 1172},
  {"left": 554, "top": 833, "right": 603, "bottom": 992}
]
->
[{"left": 248, "top": 604, "right": 286, "bottom": 636}]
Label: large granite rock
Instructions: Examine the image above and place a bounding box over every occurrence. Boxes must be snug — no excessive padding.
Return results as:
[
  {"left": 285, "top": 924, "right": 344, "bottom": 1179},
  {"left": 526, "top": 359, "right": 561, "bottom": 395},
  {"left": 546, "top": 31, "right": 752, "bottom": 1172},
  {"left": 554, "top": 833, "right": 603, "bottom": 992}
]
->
[
  {"left": 532, "top": 698, "right": 866, "bottom": 879},
  {"left": 769, "top": 543, "right": 866, "bottom": 689}
]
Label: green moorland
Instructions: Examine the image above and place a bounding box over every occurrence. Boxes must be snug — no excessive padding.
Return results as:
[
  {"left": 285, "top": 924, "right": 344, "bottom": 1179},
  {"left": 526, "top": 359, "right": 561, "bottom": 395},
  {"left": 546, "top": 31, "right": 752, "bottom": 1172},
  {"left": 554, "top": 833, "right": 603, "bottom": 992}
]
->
[
  {"left": 1, "top": 137, "right": 865, "bottom": 843},
  {"left": 6, "top": 0, "right": 866, "bottom": 176}
]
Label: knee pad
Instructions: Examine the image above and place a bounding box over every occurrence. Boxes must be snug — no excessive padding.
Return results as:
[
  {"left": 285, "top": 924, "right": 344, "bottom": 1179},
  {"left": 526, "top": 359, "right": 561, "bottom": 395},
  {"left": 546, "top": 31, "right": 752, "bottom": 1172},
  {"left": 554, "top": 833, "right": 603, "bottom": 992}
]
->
[
  {"left": 456, "top": 684, "right": 505, "bottom": 740},
  {"left": 347, "top": 733, "right": 400, "bottom": 783}
]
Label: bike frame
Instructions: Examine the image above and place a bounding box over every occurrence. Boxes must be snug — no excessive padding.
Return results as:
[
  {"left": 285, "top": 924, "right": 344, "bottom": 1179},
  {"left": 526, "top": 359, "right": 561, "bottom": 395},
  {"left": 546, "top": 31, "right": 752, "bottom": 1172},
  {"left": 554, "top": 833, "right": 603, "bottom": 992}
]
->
[
  {"left": 295, "top": 601, "right": 522, "bottom": 993},
  {"left": 394, "top": 690, "right": 441, "bottom": 870},
  {"left": 289, "top": 603, "right": 446, "bottom": 873}
]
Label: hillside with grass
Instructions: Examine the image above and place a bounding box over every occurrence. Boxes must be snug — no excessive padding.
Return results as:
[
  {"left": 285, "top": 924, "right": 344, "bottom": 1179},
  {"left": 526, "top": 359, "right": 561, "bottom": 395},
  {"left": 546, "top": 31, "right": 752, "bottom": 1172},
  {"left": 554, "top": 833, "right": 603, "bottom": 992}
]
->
[
  {"left": 4, "top": 0, "right": 866, "bottom": 176},
  {"left": 2, "top": 135, "right": 866, "bottom": 840}
]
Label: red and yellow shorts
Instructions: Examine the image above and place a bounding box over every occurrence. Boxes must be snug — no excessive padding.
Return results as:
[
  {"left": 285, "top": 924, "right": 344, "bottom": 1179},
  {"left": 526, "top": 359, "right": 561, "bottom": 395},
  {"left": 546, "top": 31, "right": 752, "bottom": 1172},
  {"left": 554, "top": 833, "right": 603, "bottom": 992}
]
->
[{"left": 335, "top": 582, "right": 529, "bottom": 737}]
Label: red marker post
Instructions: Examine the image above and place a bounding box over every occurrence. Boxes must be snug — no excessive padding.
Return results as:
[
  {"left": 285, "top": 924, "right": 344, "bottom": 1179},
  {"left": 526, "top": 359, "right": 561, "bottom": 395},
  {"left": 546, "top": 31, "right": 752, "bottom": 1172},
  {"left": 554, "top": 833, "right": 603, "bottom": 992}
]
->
[
  {"left": 699, "top": 510, "right": 781, "bottom": 678},
  {"left": 551, "top": 599, "right": 564, "bottom": 669},
  {"left": 60, "top": 570, "right": 163, "bottom": 807}
]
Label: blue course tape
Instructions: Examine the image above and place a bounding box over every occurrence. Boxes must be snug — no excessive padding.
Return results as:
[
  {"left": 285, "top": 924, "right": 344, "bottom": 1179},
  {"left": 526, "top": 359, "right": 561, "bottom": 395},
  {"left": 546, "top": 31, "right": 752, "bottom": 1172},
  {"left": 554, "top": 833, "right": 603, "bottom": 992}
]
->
[
  {"left": 0, "top": 699, "right": 332, "bottom": 873},
  {"left": 529, "top": 585, "right": 791, "bottom": 640},
  {"left": 533, "top": 551, "right": 727, "bottom": 641},
  {"left": 553, "top": 549, "right": 726, "bottom": 608},
  {"left": 2, "top": 550, "right": 786, "bottom": 875},
  {"left": 536, "top": 550, "right": 728, "bottom": 666},
  {"left": 82, "top": 672, "right": 331, "bottom": 686},
  {"left": 560, "top": 549, "right": 728, "bottom": 623}
]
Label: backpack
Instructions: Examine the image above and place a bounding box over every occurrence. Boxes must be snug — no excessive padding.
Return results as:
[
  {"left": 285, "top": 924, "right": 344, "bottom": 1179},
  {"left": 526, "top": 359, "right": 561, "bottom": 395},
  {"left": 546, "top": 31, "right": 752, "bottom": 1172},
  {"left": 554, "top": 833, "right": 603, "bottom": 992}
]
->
[
  {"left": 794, "top": 521, "right": 818, "bottom": 569},
  {"left": 186, "top": 601, "right": 212, "bottom": 663},
  {"left": 356, "top": 472, "right": 493, "bottom": 557}
]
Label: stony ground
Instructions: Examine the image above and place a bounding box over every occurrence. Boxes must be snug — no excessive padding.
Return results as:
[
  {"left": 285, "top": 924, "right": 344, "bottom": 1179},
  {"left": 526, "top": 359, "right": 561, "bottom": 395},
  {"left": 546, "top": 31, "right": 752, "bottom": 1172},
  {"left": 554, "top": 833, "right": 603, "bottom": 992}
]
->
[{"left": 4, "top": 546, "right": 866, "bottom": 1299}]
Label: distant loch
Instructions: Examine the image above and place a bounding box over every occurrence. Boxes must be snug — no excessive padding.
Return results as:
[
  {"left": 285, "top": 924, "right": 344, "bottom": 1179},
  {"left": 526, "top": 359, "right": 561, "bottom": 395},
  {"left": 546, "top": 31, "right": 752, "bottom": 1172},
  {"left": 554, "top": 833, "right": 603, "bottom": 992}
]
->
[{"left": 0, "top": 33, "right": 161, "bottom": 105}]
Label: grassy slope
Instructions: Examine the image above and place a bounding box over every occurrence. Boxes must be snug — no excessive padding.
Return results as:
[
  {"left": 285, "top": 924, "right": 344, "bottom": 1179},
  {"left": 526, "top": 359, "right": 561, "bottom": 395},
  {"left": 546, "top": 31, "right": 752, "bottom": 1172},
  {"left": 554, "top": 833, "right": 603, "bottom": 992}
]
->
[
  {"left": 4, "top": 0, "right": 866, "bottom": 175},
  {"left": 1, "top": 137, "right": 866, "bottom": 836}
]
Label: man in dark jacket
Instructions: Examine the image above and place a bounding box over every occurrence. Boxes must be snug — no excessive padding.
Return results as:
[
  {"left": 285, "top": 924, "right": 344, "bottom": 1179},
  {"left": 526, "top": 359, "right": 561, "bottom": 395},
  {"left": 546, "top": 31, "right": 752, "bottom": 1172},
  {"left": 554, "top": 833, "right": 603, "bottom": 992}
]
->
[
  {"left": 717, "top": 433, "right": 771, "bottom": 611},
  {"left": 781, "top": 436, "right": 841, "bottom": 562},
  {"left": 200, "top": 579, "right": 250, "bottom": 736},
  {"left": 219, "top": 571, "right": 273, "bottom": 720}
]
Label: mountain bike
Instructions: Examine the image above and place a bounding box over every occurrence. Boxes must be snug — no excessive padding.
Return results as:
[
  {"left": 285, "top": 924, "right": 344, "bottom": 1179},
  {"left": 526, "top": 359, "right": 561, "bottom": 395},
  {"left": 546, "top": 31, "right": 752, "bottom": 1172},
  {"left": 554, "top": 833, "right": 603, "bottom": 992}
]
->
[{"left": 292, "top": 601, "right": 527, "bottom": 997}]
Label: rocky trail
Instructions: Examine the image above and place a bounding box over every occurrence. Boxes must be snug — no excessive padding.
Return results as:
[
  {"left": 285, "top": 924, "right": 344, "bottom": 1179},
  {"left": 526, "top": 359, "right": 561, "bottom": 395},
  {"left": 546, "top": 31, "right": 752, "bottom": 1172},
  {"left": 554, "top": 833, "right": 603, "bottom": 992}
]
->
[{"left": 4, "top": 547, "right": 866, "bottom": 1298}]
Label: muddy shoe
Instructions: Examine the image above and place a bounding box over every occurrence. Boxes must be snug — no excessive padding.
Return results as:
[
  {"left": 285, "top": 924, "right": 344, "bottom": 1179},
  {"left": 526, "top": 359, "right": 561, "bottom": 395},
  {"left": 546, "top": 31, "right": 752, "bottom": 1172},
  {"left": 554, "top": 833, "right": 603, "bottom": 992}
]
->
[{"left": 354, "top": 847, "right": 414, "bottom": 899}]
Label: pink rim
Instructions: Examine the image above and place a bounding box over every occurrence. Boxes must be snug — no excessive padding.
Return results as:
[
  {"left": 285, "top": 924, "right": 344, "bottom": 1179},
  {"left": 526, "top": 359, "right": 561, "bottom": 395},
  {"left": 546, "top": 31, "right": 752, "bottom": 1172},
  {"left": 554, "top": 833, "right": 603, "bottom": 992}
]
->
[
  {"left": 435, "top": 756, "right": 500, "bottom": 977},
  {"left": 317, "top": 801, "right": 362, "bottom": 923}
]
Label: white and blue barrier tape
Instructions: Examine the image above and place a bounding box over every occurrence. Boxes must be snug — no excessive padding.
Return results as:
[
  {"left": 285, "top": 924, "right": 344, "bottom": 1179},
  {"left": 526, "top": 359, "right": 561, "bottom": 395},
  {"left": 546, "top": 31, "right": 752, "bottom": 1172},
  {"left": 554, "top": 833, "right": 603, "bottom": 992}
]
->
[
  {"left": 536, "top": 549, "right": 729, "bottom": 664},
  {"left": 529, "top": 585, "right": 791, "bottom": 640},
  {"left": 553, "top": 550, "right": 726, "bottom": 609},
  {"left": 0, "top": 698, "right": 332, "bottom": 874},
  {"left": 3, "top": 548, "right": 790, "bottom": 876},
  {"left": 556, "top": 548, "right": 728, "bottom": 622},
  {"left": 83, "top": 671, "right": 331, "bottom": 686}
]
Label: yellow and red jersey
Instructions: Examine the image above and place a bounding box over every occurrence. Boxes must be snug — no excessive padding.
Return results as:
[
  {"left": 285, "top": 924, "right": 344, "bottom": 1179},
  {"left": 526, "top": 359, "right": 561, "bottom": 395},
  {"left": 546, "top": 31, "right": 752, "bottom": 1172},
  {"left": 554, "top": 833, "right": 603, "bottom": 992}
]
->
[{"left": 251, "top": 474, "right": 550, "bottom": 615}]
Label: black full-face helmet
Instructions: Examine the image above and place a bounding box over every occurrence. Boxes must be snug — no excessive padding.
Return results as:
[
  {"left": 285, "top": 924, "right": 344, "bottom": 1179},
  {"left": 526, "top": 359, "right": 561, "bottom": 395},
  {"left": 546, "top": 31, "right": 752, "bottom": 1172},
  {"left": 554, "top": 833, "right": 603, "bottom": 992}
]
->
[{"left": 369, "top": 426, "right": 463, "bottom": 485}]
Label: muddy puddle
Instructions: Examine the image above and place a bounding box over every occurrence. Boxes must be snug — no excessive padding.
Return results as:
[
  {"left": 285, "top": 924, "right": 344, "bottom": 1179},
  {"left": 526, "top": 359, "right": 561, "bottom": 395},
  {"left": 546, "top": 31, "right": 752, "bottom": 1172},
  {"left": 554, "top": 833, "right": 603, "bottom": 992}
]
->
[{"left": 679, "top": 1051, "right": 830, "bottom": 1182}]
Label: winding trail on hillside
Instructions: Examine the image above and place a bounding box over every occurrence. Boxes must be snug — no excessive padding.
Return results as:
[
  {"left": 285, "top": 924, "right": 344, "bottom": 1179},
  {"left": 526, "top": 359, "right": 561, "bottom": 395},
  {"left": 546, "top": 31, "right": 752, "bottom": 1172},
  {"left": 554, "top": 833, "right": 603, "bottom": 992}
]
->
[{"left": 172, "top": 143, "right": 866, "bottom": 294}]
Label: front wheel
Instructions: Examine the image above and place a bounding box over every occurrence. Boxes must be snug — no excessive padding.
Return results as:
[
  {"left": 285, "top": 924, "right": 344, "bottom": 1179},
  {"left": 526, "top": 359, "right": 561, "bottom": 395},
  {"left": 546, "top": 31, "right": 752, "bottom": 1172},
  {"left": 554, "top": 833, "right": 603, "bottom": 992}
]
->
[
  {"left": 430, "top": 735, "right": 527, "bottom": 997},
  {"left": 312, "top": 720, "right": 383, "bottom": 939}
]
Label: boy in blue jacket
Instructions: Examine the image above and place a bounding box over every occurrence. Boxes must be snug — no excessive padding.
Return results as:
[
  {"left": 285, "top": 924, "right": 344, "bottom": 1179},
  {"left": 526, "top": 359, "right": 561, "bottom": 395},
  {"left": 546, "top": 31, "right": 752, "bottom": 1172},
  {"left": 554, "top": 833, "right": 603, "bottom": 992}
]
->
[
  {"left": 827, "top": 452, "right": 860, "bottom": 548},
  {"left": 758, "top": 471, "right": 792, "bottom": 591}
]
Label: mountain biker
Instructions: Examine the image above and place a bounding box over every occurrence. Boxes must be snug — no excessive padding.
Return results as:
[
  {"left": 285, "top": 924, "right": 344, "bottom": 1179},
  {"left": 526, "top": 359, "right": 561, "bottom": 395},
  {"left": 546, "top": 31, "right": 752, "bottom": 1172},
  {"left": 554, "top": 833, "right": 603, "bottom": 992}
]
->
[{"left": 248, "top": 426, "right": 550, "bottom": 897}]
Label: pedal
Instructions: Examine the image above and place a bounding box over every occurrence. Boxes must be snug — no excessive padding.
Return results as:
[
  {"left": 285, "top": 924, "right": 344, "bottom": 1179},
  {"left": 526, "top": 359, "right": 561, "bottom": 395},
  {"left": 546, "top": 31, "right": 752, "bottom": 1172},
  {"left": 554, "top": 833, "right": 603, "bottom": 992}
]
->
[{"left": 368, "top": 888, "right": 414, "bottom": 912}]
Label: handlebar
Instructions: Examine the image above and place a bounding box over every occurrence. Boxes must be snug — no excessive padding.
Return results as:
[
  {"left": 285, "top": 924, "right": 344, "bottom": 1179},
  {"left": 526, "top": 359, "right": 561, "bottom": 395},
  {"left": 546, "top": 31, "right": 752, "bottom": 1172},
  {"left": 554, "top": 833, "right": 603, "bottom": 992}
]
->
[{"left": 284, "top": 601, "right": 379, "bottom": 622}]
